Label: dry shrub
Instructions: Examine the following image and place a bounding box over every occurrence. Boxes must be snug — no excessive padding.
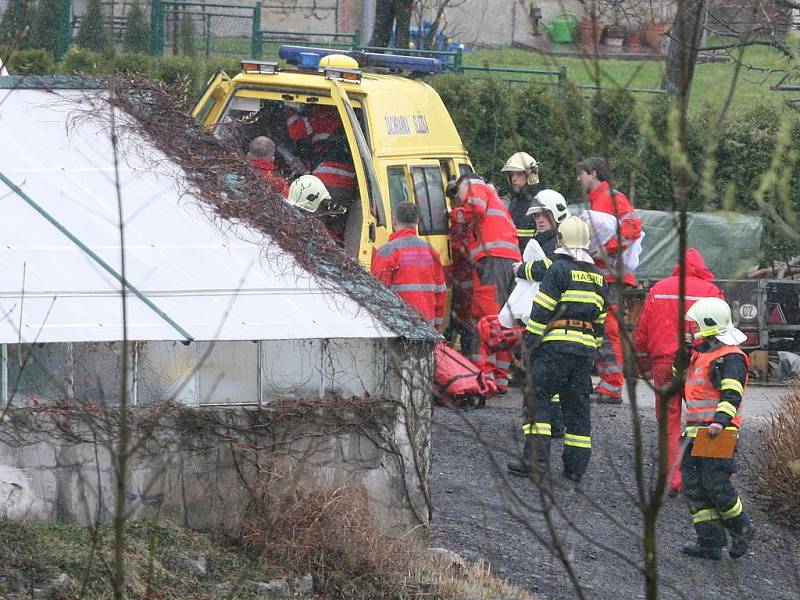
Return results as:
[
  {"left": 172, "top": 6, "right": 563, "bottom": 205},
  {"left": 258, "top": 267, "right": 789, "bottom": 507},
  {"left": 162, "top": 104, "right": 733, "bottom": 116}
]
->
[
  {"left": 240, "top": 461, "right": 537, "bottom": 599},
  {"left": 756, "top": 383, "right": 800, "bottom": 523}
]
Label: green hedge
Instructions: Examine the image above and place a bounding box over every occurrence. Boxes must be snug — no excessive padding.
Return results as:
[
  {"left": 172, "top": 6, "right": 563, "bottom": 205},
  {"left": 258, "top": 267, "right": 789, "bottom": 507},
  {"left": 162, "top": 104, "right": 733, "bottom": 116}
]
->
[{"left": 429, "top": 76, "right": 800, "bottom": 263}]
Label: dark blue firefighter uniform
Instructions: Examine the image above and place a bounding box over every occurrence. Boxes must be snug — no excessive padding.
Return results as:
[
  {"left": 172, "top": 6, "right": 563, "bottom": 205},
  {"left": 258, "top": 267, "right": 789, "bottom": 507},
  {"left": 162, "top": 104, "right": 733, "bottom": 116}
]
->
[{"left": 521, "top": 253, "right": 608, "bottom": 480}]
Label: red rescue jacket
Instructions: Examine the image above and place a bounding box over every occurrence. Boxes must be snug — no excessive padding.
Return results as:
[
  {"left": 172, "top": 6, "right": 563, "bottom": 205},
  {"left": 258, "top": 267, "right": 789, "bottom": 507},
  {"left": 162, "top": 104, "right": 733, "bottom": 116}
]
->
[
  {"left": 286, "top": 108, "right": 312, "bottom": 141},
  {"left": 371, "top": 228, "right": 447, "bottom": 328},
  {"left": 587, "top": 181, "right": 642, "bottom": 286},
  {"left": 450, "top": 179, "right": 521, "bottom": 264},
  {"left": 249, "top": 158, "right": 287, "bottom": 195},
  {"left": 635, "top": 248, "right": 724, "bottom": 362}
]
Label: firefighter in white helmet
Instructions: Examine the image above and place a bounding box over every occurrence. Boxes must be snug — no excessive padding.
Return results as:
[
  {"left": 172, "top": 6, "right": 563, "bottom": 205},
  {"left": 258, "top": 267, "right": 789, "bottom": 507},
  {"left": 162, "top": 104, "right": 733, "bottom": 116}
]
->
[
  {"left": 678, "top": 297, "right": 754, "bottom": 560},
  {"left": 508, "top": 189, "right": 571, "bottom": 443},
  {"left": 286, "top": 174, "right": 349, "bottom": 243},
  {"left": 501, "top": 152, "right": 545, "bottom": 254},
  {"left": 508, "top": 216, "right": 608, "bottom": 481},
  {"left": 287, "top": 174, "right": 331, "bottom": 213}
]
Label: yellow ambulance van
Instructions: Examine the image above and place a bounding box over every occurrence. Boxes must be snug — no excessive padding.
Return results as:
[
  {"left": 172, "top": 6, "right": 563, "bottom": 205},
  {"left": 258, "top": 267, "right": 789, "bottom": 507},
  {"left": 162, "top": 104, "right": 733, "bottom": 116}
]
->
[{"left": 192, "top": 46, "right": 473, "bottom": 270}]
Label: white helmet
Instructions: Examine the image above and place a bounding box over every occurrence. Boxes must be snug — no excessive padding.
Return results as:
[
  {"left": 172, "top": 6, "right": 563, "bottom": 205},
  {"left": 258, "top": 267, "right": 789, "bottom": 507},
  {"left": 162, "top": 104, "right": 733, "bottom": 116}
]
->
[
  {"left": 501, "top": 151, "right": 539, "bottom": 186},
  {"left": 685, "top": 297, "right": 747, "bottom": 346},
  {"left": 527, "top": 189, "right": 570, "bottom": 224},
  {"left": 558, "top": 215, "right": 590, "bottom": 250},
  {"left": 287, "top": 175, "right": 330, "bottom": 213}
]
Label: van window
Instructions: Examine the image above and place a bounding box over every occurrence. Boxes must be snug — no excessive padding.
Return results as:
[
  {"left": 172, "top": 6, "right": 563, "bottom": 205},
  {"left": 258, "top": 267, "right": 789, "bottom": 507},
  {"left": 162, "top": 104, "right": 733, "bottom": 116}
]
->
[
  {"left": 387, "top": 166, "right": 409, "bottom": 215},
  {"left": 411, "top": 166, "right": 448, "bottom": 235},
  {"left": 458, "top": 163, "right": 473, "bottom": 176}
]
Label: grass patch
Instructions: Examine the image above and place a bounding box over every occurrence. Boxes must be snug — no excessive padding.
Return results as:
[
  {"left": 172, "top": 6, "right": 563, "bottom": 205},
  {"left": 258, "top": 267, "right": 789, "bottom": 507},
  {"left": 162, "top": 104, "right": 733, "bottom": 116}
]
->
[
  {"left": 0, "top": 519, "right": 281, "bottom": 599},
  {"left": 459, "top": 42, "right": 798, "bottom": 115}
]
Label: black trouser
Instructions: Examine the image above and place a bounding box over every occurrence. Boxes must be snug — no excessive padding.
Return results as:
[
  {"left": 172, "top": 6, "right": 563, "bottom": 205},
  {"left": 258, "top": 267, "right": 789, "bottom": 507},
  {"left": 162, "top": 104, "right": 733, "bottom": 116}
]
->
[
  {"left": 526, "top": 346, "right": 593, "bottom": 477},
  {"left": 369, "top": 0, "right": 412, "bottom": 48},
  {"left": 681, "top": 440, "right": 750, "bottom": 548}
]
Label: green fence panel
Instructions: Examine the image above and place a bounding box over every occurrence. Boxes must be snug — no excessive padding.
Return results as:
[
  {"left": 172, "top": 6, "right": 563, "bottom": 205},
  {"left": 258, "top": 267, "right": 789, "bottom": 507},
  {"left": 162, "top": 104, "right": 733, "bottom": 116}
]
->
[
  {"left": 57, "top": 0, "right": 71, "bottom": 59},
  {"left": 149, "top": 0, "right": 260, "bottom": 59}
]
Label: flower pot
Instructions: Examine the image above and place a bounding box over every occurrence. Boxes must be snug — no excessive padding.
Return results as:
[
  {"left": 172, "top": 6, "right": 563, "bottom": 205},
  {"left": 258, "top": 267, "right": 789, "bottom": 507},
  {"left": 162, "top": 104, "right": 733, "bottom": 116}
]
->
[
  {"left": 578, "top": 17, "right": 604, "bottom": 47},
  {"left": 644, "top": 21, "right": 670, "bottom": 51},
  {"left": 627, "top": 31, "right": 642, "bottom": 48}
]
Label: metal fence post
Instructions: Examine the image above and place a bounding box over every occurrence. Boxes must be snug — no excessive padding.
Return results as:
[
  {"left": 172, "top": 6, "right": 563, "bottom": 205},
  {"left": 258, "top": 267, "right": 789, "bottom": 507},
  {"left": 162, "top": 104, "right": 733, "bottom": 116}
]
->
[
  {"left": 351, "top": 28, "right": 361, "bottom": 50},
  {"left": 557, "top": 65, "right": 567, "bottom": 96},
  {"left": 454, "top": 45, "right": 463, "bottom": 72},
  {"left": 250, "top": 2, "right": 262, "bottom": 58},
  {"left": 149, "top": 0, "right": 165, "bottom": 56},
  {"left": 57, "top": 0, "right": 71, "bottom": 59}
]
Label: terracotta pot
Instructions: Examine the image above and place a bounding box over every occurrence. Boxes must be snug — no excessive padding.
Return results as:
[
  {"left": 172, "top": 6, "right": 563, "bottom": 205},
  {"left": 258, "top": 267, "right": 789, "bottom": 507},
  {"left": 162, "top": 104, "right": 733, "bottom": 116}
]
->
[
  {"left": 644, "top": 21, "right": 670, "bottom": 50},
  {"left": 578, "top": 17, "right": 604, "bottom": 47},
  {"left": 627, "top": 31, "right": 642, "bottom": 47}
]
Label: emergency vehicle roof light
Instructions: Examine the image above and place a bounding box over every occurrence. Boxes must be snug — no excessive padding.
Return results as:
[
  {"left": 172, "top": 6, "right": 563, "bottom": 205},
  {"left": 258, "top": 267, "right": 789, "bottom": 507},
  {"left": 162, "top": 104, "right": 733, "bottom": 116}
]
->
[
  {"left": 323, "top": 67, "right": 362, "bottom": 83},
  {"left": 278, "top": 45, "right": 443, "bottom": 75},
  {"left": 241, "top": 60, "right": 279, "bottom": 74}
]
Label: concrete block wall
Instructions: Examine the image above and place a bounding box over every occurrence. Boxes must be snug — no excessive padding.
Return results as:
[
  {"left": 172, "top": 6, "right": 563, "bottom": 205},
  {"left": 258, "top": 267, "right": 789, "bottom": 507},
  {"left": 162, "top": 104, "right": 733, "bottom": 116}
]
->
[{"left": 0, "top": 338, "right": 434, "bottom": 536}]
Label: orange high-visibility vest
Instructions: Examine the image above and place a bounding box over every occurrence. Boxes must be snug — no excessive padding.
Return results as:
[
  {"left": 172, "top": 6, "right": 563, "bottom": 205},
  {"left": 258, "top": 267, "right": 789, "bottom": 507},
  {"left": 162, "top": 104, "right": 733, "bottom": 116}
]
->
[{"left": 684, "top": 345, "right": 749, "bottom": 429}]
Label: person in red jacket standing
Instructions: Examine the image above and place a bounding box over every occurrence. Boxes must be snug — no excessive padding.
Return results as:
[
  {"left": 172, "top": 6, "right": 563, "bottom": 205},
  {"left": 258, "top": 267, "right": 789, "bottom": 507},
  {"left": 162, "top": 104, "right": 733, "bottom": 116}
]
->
[
  {"left": 371, "top": 202, "right": 447, "bottom": 330},
  {"left": 635, "top": 248, "right": 723, "bottom": 495},
  {"left": 247, "top": 136, "right": 287, "bottom": 194},
  {"left": 450, "top": 174, "right": 521, "bottom": 392},
  {"left": 577, "top": 157, "right": 642, "bottom": 404}
]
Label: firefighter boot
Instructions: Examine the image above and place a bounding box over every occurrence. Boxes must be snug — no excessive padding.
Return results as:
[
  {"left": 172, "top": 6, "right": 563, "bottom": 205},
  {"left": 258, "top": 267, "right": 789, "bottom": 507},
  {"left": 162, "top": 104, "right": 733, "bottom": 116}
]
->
[
  {"left": 725, "top": 514, "right": 755, "bottom": 559},
  {"left": 681, "top": 521, "right": 725, "bottom": 560},
  {"left": 507, "top": 436, "right": 549, "bottom": 478}
]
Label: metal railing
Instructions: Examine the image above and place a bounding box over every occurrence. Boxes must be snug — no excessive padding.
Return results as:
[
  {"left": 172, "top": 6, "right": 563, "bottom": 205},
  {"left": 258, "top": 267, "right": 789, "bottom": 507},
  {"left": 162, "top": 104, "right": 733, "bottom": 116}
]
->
[
  {"left": 150, "top": 0, "right": 261, "bottom": 58},
  {"left": 254, "top": 29, "right": 361, "bottom": 55}
]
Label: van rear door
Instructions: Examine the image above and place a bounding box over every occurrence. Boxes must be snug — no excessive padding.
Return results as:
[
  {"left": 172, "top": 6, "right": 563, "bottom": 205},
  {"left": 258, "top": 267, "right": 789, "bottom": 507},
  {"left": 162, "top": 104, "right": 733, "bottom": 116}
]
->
[
  {"left": 329, "top": 81, "right": 388, "bottom": 267},
  {"left": 192, "top": 71, "right": 232, "bottom": 125}
]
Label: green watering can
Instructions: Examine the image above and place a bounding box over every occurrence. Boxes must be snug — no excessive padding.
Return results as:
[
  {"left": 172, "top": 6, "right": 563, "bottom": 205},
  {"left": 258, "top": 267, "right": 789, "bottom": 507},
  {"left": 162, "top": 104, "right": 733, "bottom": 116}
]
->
[{"left": 544, "top": 13, "right": 578, "bottom": 43}]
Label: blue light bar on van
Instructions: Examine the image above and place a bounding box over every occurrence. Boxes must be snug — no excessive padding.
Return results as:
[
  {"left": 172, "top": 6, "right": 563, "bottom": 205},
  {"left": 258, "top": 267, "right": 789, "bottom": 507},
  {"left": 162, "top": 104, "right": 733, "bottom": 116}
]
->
[{"left": 278, "top": 45, "right": 443, "bottom": 75}]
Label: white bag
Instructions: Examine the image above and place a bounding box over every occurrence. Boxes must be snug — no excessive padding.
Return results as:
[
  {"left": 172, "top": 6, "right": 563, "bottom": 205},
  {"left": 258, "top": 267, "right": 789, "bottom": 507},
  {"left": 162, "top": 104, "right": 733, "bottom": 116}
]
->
[
  {"left": 580, "top": 210, "right": 645, "bottom": 275},
  {"left": 499, "top": 240, "right": 546, "bottom": 328}
]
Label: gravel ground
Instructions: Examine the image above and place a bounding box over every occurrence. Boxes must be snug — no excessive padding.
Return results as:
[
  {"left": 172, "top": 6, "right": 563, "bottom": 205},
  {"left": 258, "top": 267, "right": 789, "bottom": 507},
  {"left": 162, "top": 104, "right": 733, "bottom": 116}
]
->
[{"left": 428, "top": 385, "right": 800, "bottom": 600}]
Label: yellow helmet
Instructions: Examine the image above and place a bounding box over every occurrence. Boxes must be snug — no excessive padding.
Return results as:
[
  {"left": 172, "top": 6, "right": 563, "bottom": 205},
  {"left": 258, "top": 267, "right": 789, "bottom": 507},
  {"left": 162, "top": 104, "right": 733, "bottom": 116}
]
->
[
  {"left": 558, "top": 215, "right": 590, "bottom": 250},
  {"left": 287, "top": 175, "right": 331, "bottom": 213},
  {"left": 501, "top": 152, "right": 539, "bottom": 186}
]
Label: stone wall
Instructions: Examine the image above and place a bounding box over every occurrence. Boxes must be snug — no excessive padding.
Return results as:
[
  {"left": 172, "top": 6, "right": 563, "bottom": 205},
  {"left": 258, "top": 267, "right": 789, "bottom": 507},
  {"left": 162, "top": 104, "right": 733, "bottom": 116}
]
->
[{"left": 0, "top": 339, "right": 434, "bottom": 535}]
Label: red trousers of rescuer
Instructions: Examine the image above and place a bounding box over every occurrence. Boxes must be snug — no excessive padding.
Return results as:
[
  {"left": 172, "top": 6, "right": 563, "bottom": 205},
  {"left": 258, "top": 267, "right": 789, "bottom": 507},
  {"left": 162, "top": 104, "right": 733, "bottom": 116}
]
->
[
  {"left": 595, "top": 305, "right": 624, "bottom": 399},
  {"left": 471, "top": 259, "right": 516, "bottom": 394},
  {"left": 653, "top": 360, "right": 683, "bottom": 492}
]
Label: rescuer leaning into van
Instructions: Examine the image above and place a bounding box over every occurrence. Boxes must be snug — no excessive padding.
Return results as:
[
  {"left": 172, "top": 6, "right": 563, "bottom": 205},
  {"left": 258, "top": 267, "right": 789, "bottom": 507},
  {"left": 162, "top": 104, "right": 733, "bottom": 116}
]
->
[{"left": 285, "top": 174, "right": 350, "bottom": 243}]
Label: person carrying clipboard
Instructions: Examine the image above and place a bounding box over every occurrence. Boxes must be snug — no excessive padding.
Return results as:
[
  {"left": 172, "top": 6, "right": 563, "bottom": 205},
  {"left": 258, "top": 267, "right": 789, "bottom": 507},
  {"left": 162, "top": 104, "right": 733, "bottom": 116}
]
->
[{"left": 679, "top": 297, "right": 755, "bottom": 560}]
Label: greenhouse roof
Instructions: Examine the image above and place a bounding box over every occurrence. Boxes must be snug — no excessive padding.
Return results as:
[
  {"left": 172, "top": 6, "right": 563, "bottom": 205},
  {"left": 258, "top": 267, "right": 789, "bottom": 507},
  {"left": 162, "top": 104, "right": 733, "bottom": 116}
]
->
[{"left": 0, "top": 82, "right": 413, "bottom": 344}]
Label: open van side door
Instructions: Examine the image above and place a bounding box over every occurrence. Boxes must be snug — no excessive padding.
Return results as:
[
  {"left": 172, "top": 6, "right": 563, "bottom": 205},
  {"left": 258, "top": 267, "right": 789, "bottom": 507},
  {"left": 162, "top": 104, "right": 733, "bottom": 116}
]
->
[
  {"left": 329, "top": 80, "right": 388, "bottom": 267},
  {"left": 192, "top": 71, "right": 232, "bottom": 126}
]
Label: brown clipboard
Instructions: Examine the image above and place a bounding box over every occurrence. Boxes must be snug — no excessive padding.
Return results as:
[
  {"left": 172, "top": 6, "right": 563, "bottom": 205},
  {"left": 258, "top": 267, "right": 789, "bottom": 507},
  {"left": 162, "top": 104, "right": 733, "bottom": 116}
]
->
[{"left": 691, "top": 427, "right": 738, "bottom": 459}]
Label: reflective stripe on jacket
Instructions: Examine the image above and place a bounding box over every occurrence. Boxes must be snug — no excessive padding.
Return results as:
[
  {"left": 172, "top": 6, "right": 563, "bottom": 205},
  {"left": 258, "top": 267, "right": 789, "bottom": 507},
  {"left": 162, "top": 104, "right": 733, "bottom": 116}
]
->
[
  {"left": 684, "top": 345, "right": 749, "bottom": 434},
  {"left": 313, "top": 161, "right": 357, "bottom": 194},
  {"left": 451, "top": 179, "right": 521, "bottom": 264},
  {"left": 525, "top": 254, "right": 608, "bottom": 358},
  {"left": 371, "top": 228, "right": 447, "bottom": 327}
]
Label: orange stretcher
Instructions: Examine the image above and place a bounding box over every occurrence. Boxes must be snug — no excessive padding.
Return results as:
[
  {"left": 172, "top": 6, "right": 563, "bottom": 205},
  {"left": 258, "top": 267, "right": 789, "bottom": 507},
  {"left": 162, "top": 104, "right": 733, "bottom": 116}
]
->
[{"left": 691, "top": 427, "right": 739, "bottom": 459}]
